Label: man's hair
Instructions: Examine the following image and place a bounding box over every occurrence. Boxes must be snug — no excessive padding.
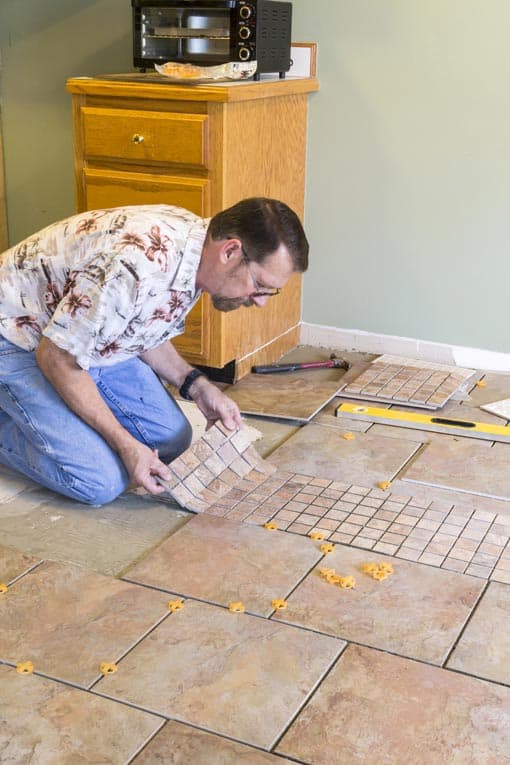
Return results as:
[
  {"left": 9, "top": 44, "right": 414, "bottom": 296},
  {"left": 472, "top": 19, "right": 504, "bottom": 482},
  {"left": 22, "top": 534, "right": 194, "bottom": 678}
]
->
[{"left": 207, "top": 197, "right": 309, "bottom": 272}]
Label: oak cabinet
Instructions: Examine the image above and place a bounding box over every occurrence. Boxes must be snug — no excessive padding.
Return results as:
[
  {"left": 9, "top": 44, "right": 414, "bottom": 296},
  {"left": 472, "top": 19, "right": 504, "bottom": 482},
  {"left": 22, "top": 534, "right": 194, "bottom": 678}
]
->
[{"left": 66, "top": 74, "right": 318, "bottom": 379}]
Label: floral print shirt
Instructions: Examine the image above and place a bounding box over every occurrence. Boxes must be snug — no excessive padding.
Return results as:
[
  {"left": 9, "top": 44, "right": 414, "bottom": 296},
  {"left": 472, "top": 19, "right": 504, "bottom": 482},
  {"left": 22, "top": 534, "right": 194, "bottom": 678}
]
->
[{"left": 0, "top": 205, "right": 207, "bottom": 369}]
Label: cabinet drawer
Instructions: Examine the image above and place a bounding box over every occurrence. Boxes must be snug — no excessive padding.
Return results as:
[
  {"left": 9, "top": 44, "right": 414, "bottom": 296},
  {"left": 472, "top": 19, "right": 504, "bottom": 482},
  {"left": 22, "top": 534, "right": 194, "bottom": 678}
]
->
[
  {"left": 83, "top": 168, "right": 209, "bottom": 215},
  {"left": 82, "top": 107, "right": 209, "bottom": 168}
]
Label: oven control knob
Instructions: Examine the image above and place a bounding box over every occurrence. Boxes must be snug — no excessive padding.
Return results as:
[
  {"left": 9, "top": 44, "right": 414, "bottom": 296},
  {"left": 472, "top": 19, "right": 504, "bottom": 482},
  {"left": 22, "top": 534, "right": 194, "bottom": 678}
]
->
[
  {"left": 238, "top": 46, "right": 251, "bottom": 61},
  {"left": 238, "top": 25, "right": 251, "bottom": 40},
  {"left": 239, "top": 5, "right": 252, "bottom": 19}
]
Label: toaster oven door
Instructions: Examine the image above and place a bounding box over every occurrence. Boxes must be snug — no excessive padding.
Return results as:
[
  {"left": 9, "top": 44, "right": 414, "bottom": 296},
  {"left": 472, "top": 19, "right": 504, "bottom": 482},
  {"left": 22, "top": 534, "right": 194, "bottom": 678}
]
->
[{"left": 134, "top": 2, "right": 237, "bottom": 68}]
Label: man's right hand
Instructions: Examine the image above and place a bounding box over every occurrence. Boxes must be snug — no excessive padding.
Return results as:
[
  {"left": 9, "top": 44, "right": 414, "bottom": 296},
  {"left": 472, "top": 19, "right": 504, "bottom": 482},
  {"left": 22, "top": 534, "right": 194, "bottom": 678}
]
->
[{"left": 117, "top": 442, "right": 173, "bottom": 495}]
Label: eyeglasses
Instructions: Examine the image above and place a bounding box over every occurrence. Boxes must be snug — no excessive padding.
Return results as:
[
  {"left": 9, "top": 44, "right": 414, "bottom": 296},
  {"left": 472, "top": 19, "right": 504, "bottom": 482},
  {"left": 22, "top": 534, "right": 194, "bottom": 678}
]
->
[{"left": 241, "top": 246, "right": 281, "bottom": 297}]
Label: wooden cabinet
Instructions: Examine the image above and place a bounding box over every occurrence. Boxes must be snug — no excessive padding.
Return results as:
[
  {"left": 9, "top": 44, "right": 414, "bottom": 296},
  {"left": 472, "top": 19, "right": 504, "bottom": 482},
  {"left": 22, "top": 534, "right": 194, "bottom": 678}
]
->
[{"left": 66, "top": 74, "right": 318, "bottom": 380}]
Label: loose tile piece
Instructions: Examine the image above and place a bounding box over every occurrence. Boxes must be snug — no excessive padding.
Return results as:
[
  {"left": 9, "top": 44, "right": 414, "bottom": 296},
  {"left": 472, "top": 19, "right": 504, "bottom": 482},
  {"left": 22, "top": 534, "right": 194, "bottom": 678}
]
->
[
  {"left": 447, "top": 581, "right": 510, "bottom": 684},
  {"left": 268, "top": 424, "right": 421, "bottom": 486},
  {"left": 0, "top": 664, "right": 162, "bottom": 764},
  {"left": 226, "top": 371, "right": 344, "bottom": 421},
  {"left": 401, "top": 438, "right": 510, "bottom": 501},
  {"left": 97, "top": 599, "right": 344, "bottom": 749},
  {"left": 273, "top": 545, "right": 483, "bottom": 664},
  {"left": 277, "top": 644, "right": 510, "bottom": 764},
  {"left": 124, "top": 514, "right": 321, "bottom": 616},
  {"left": 132, "top": 720, "right": 294, "bottom": 764},
  {"left": 339, "top": 355, "right": 476, "bottom": 410},
  {"left": 0, "top": 560, "right": 169, "bottom": 686}
]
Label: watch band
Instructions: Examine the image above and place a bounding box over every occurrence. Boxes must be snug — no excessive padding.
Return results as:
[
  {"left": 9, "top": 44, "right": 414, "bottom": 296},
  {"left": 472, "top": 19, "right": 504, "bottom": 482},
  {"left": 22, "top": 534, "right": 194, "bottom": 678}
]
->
[{"left": 179, "top": 369, "right": 205, "bottom": 401}]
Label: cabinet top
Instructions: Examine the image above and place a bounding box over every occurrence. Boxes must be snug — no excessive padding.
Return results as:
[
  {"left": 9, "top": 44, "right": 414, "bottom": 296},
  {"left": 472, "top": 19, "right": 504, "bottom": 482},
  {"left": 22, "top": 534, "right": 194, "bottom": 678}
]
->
[{"left": 66, "top": 74, "right": 319, "bottom": 103}]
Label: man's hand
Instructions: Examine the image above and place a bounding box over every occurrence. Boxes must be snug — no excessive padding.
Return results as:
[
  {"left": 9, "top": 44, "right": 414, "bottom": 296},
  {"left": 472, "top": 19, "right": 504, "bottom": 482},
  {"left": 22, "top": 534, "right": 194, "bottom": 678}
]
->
[
  {"left": 141, "top": 341, "right": 243, "bottom": 431},
  {"left": 188, "top": 376, "right": 243, "bottom": 431},
  {"left": 117, "top": 443, "right": 173, "bottom": 495}
]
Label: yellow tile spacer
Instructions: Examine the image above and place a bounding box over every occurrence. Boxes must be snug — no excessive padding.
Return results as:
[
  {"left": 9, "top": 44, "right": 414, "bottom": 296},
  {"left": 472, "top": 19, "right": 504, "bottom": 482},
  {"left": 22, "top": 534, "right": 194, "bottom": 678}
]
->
[
  {"left": 319, "top": 566, "right": 336, "bottom": 578},
  {"left": 342, "top": 432, "right": 356, "bottom": 440},
  {"left": 378, "top": 481, "right": 392, "bottom": 491},
  {"left": 263, "top": 522, "right": 278, "bottom": 530},
  {"left": 475, "top": 380, "right": 487, "bottom": 387},
  {"left": 339, "top": 575, "right": 356, "bottom": 589},
  {"left": 372, "top": 569, "right": 388, "bottom": 581},
  {"left": 228, "top": 601, "right": 245, "bottom": 613},
  {"left": 378, "top": 561, "right": 394, "bottom": 574},
  {"left": 271, "top": 598, "right": 287, "bottom": 610},
  {"left": 325, "top": 572, "right": 342, "bottom": 584},
  {"left": 100, "top": 662, "right": 118, "bottom": 675},
  {"left": 363, "top": 562, "right": 379, "bottom": 575},
  {"left": 320, "top": 542, "right": 335, "bottom": 554},
  {"left": 16, "top": 660, "right": 34, "bottom": 675},
  {"left": 168, "top": 598, "right": 184, "bottom": 612},
  {"left": 0, "top": 583, "right": 8, "bottom": 594},
  {"left": 309, "top": 530, "right": 325, "bottom": 541}
]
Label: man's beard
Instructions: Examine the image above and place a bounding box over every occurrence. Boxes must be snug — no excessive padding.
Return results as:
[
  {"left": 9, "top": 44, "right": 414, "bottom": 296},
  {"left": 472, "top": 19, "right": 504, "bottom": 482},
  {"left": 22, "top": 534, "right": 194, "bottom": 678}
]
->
[{"left": 211, "top": 295, "right": 255, "bottom": 312}]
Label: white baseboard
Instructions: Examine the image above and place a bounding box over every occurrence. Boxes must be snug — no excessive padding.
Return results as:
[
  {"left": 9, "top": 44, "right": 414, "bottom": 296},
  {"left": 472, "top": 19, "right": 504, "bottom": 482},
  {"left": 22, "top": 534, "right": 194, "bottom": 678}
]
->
[{"left": 300, "top": 322, "right": 510, "bottom": 372}]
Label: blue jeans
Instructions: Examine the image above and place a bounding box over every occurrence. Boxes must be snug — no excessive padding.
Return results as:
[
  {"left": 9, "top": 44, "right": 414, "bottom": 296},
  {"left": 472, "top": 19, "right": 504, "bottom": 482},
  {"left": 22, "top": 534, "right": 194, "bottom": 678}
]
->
[{"left": 0, "top": 337, "right": 192, "bottom": 505}]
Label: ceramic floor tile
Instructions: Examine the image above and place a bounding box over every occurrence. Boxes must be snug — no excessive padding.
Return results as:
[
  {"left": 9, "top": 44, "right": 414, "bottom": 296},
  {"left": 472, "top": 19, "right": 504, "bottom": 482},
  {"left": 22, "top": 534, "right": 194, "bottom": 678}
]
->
[
  {"left": 467, "top": 371, "right": 510, "bottom": 406},
  {"left": 447, "top": 581, "right": 510, "bottom": 684},
  {"left": 272, "top": 544, "right": 484, "bottom": 664},
  {"left": 124, "top": 514, "right": 321, "bottom": 616},
  {"left": 247, "top": 416, "right": 301, "bottom": 458},
  {"left": 96, "top": 599, "right": 344, "bottom": 749},
  {"left": 226, "top": 372, "right": 344, "bottom": 422},
  {"left": 401, "top": 439, "right": 510, "bottom": 501},
  {"left": 132, "top": 720, "right": 295, "bottom": 764},
  {"left": 268, "top": 424, "right": 421, "bottom": 486},
  {"left": 0, "top": 465, "right": 40, "bottom": 502},
  {"left": 0, "top": 544, "right": 41, "bottom": 584},
  {"left": 276, "top": 643, "right": 510, "bottom": 765},
  {"left": 390, "top": 477, "right": 510, "bottom": 518},
  {"left": 0, "top": 490, "right": 190, "bottom": 576},
  {"left": 0, "top": 664, "right": 162, "bottom": 765},
  {"left": 0, "top": 560, "right": 169, "bottom": 687}
]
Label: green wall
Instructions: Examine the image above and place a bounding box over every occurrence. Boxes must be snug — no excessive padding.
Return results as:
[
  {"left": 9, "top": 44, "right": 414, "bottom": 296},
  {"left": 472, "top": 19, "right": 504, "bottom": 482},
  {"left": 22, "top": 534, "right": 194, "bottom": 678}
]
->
[
  {"left": 1, "top": 1, "right": 509, "bottom": 352},
  {"left": 291, "top": 0, "right": 510, "bottom": 352}
]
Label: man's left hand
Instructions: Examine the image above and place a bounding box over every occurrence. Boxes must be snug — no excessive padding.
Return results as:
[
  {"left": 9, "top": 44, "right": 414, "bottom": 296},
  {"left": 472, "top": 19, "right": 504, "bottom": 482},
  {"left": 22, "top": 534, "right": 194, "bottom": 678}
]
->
[{"left": 190, "top": 376, "right": 243, "bottom": 431}]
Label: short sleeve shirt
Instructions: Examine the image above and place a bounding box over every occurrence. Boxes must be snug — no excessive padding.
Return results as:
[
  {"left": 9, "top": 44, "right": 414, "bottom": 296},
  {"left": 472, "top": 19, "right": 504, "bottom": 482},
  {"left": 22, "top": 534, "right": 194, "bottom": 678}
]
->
[{"left": 0, "top": 205, "right": 207, "bottom": 369}]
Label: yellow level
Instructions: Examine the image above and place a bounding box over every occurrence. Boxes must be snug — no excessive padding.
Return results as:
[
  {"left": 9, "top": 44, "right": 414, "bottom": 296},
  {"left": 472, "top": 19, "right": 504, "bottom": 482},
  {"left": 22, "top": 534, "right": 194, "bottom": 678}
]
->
[{"left": 336, "top": 403, "right": 510, "bottom": 443}]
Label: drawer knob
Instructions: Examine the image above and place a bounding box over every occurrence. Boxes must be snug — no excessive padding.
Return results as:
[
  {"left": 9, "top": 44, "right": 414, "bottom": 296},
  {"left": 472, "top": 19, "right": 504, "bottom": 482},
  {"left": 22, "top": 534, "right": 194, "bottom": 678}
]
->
[{"left": 131, "top": 133, "right": 145, "bottom": 144}]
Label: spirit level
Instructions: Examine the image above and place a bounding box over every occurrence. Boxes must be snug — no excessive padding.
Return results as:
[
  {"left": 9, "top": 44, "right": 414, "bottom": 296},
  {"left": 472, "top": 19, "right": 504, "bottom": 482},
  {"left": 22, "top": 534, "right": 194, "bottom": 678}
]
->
[{"left": 336, "top": 403, "right": 510, "bottom": 444}]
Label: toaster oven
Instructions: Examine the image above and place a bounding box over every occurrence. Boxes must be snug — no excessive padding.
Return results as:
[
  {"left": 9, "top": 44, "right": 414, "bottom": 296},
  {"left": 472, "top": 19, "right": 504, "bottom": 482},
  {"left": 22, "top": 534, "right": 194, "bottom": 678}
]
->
[{"left": 132, "top": 0, "right": 292, "bottom": 78}]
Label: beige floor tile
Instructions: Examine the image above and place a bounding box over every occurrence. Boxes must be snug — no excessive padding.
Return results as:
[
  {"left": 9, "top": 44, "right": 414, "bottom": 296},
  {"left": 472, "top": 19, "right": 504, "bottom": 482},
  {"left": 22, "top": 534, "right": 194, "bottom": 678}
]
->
[
  {"left": 97, "top": 599, "right": 344, "bottom": 749},
  {"left": 247, "top": 416, "right": 301, "bottom": 458},
  {"left": 272, "top": 545, "right": 483, "bottom": 664},
  {"left": 312, "top": 397, "right": 375, "bottom": 432},
  {"left": 132, "top": 720, "right": 294, "bottom": 764},
  {"left": 268, "top": 424, "right": 421, "bottom": 487},
  {"left": 466, "top": 371, "right": 510, "bottom": 406},
  {"left": 124, "top": 514, "right": 321, "bottom": 616},
  {"left": 276, "top": 644, "right": 510, "bottom": 765},
  {"left": 0, "top": 664, "right": 162, "bottom": 764},
  {"left": 0, "top": 560, "right": 169, "bottom": 687},
  {"left": 447, "top": 581, "right": 510, "bottom": 684},
  {"left": 401, "top": 439, "right": 510, "bottom": 501},
  {"left": 0, "top": 491, "right": 190, "bottom": 576},
  {"left": 227, "top": 372, "right": 344, "bottom": 422},
  {"left": 0, "top": 466, "right": 40, "bottom": 502},
  {"left": 0, "top": 544, "right": 41, "bottom": 584}
]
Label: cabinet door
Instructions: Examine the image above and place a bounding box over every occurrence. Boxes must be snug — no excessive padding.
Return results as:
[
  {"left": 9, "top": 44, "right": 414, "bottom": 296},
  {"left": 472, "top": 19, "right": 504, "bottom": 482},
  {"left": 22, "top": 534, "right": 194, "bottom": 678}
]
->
[{"left": 83, "top": 168, "right": 209, "bottom": 214}]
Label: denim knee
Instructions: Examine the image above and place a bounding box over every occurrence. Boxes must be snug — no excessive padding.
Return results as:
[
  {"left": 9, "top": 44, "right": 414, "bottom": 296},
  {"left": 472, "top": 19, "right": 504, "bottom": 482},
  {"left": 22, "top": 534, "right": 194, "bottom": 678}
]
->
[{"left": 157, "top": 412, "right": 193, "bottom": 462}]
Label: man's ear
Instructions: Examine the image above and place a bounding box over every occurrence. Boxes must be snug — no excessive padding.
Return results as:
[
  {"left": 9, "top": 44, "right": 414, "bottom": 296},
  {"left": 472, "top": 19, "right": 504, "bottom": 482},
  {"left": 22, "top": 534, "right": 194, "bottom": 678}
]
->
[{"left": 219, "top": 238, "right": 242, "bottom": 265}]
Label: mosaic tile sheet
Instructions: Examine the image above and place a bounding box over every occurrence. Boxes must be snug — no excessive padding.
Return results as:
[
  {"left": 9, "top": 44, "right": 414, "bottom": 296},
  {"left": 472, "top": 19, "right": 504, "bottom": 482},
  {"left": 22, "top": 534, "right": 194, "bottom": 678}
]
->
[
  {"left": 339, "top": 355, "right": 476, "bottom": 410},
  {"left": 136, "top": 422, "right": 276, "bottom": 513},
  {"left": 138, "top": 424, "right": 510, "bottom": 582}
]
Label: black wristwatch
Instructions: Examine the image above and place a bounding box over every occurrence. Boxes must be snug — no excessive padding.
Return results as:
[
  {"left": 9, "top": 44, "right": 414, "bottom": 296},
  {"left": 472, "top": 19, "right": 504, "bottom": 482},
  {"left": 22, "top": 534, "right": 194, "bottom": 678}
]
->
[{"left": 179, "top": 368, "right": 205, "bottom": 400}]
